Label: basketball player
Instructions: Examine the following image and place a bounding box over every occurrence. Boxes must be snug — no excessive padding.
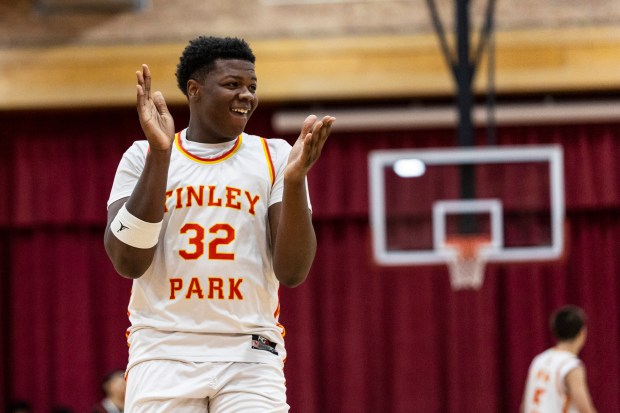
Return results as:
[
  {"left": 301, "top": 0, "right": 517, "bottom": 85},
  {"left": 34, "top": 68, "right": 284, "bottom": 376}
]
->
[
  {"left": 104, "top": 36, "right": 335, "bottom": 412},
  {"left": 520, "top": 305, "right": 597, "bottom": 413}
]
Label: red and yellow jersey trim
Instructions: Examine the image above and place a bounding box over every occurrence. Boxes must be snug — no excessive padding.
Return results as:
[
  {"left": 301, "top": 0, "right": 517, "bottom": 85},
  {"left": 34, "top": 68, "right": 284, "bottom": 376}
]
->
[
  {"left": 260, "top": 137, "right": 276, "bottom": 186},
  {"left": 174, "top": 132, "right": 242, "bottom": 164},
  {"left": 274, "top": 288, "right": 286, "bottom": 337}
]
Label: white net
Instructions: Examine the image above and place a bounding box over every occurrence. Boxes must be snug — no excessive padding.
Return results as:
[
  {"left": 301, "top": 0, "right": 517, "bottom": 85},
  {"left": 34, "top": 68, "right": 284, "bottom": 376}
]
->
[{"left": 444, "top": 236, "right": 490, "bottom": 290}]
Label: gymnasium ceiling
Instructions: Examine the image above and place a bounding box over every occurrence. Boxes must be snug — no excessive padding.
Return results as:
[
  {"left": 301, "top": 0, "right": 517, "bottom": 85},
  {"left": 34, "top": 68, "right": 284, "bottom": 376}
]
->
[{"left": 1, "top": 0, "right": 618, "bottom": 47}]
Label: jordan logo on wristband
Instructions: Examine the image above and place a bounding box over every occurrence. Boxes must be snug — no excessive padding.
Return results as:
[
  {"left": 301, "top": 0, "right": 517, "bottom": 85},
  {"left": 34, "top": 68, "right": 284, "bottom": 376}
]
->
[{"left": 117, "top": 222, "right": 129, "bottom": 232}]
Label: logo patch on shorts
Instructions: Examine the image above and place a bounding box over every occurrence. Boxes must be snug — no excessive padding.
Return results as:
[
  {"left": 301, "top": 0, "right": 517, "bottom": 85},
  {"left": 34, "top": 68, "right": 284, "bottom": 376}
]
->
[{"left": 251, "top": 335, "right": 279, "bottom": 355}]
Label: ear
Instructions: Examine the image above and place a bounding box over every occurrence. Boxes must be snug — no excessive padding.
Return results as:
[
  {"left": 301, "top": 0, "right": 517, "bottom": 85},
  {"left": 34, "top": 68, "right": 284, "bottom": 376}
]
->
[{"left": 187, "top": 79, "right": 201, "bottom": 99}]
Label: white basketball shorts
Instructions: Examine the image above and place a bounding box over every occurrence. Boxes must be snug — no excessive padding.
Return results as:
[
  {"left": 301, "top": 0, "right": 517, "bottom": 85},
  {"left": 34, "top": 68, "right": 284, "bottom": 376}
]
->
[{"left": 125, "top": 359, "right": 289, "bottom": 413}]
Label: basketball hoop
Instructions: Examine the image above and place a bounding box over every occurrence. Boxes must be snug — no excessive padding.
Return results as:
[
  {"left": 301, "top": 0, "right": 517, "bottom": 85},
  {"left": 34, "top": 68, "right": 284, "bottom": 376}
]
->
[{"left": 444, "top": 235, "right": 491, "bottom": 290}]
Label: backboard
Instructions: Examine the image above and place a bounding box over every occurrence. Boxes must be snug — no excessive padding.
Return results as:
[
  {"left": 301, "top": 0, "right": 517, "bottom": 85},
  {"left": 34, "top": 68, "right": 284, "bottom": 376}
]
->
[{"left": 368, "top": 145, "right": 565, "bottom": 267}]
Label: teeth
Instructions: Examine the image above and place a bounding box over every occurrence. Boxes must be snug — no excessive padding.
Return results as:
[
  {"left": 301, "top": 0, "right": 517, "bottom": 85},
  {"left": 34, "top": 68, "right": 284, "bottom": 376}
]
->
[{"left": 232, "top": 108, "right": 249, "bottom": 114}]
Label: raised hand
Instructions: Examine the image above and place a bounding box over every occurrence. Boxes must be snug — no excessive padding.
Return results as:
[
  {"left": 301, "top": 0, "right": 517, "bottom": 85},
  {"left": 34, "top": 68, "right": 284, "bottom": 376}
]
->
[
  {"left": 136, "top": 64, "right": 175, "bottom": 152},
  {"left": 285, "top": 115, "right": 336, "bottom": 182}
]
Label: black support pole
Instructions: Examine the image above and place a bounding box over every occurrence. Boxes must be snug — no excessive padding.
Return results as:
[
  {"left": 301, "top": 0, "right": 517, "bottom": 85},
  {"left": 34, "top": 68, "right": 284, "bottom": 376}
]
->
[
  {"left": 425, "top": 0, "right": 497, "bottom": 234},
  {"left": 456, "top": 0, "right": 477, "bottom": 233},
  {"left": 456, "top": 0, "right": 474, "bottom": 150}
]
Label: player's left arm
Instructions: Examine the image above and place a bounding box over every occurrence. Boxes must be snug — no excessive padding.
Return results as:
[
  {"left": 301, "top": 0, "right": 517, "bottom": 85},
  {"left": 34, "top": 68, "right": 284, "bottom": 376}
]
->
[
  {"left": 565, "top": 366, "right": 598, "bottom": 413},
  {"left": 269, "top": 115, "right": 335, "bottom": 288}
]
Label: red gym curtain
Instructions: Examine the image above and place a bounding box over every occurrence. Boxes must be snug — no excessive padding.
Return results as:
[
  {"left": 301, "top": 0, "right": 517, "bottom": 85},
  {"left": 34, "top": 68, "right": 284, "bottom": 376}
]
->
[{"left": 0, "top": 107, "right": 618, "bottom": 412}]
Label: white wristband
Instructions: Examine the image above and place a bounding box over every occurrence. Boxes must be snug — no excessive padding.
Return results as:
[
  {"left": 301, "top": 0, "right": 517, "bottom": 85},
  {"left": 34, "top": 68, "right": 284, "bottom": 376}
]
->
[{"left": 110, "top": 204, "right": 163, "bottom": 249}]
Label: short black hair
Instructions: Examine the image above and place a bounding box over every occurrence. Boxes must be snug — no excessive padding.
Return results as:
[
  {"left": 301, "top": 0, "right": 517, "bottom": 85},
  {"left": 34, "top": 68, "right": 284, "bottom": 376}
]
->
[
  {"left": 550, "top": 305, "right": 586, "bottom": 341},
  {"left": 7, "top": 400, "right": 31, "bottom": 413},
  {"left": 175, "top": 36, "right": 256, "bottom": 97}
]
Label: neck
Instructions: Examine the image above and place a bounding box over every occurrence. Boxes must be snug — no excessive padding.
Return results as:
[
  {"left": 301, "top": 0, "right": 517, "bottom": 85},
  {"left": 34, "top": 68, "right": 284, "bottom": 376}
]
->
[
  {"left": 108, "top": 395, "right": 124, "bottom": 409},
  {"left": 556, "top": 341, "right": 580, "bottom": 355}
]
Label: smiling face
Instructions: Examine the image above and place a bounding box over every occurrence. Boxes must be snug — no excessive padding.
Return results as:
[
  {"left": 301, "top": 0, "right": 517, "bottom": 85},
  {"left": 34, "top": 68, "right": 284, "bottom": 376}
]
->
[{"left": 187, "top": 59, "right": 258, "bottom": 144}]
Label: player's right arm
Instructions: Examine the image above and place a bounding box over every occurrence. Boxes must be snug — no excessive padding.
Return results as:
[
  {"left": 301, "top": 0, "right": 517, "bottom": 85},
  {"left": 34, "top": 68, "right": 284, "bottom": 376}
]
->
[
  {"left": 565, "top": 366, "right": 597, "bottom": 413},
  {"left": 105, "top": 196, "right": 160, "bottom": 279},
  {"left": 104, "top": 64, "right": 175, "bottom": 279},
  {"left": 519, "top": 369, "right": 533, "bottom": 413},
  {"left": 519, "top": 391, "right": 526, "bottom": 413}
]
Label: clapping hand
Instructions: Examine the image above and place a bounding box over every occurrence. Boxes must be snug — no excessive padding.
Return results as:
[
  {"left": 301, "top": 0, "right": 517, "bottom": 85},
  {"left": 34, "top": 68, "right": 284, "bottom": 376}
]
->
[
  {"left": 285, "top": 115, "right": 335, "bottom": 182},
  {"left": 136, "top": 64, "right": 175, "bottom": 152}
]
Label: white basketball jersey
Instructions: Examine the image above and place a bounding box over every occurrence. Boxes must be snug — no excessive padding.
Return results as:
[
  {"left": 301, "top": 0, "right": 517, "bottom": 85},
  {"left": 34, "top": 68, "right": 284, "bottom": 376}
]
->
[
  {"left": 108, "top": 129, "right": 301, "bottom": 370},
  {"left": 522, "top": 348, "right": 583, "bottom": 413}
]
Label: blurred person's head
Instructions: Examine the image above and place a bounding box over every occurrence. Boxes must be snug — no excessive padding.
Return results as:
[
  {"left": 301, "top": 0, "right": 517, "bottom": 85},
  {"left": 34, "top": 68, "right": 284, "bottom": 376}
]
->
[
  {"left": 550, "top": 305, "right": 587, "bottom": 352},
  {"left": 8, "top": 400, "right": 31, "bottom": 413},
  {"left": 102, "top": 369, "right": 126, "bottom": 406}
]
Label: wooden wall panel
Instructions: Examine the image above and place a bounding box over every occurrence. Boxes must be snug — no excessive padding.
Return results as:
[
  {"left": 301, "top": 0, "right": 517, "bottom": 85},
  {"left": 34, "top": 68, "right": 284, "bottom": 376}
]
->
[{"left": 1, "top": 26, "right": 619, "bottom": 110}]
